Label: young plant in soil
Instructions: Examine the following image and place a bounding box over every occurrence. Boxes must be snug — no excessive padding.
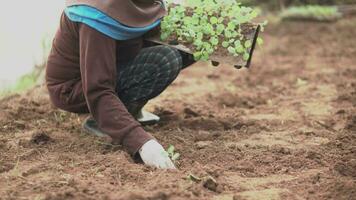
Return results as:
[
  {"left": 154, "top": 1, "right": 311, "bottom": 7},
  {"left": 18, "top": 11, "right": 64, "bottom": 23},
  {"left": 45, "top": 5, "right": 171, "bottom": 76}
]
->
[
  {"left": 166, "top": 145, "right": 180, "bottom": 162},
  {"left": 161, "top": 0, "right": 265, "bottom": 62}
]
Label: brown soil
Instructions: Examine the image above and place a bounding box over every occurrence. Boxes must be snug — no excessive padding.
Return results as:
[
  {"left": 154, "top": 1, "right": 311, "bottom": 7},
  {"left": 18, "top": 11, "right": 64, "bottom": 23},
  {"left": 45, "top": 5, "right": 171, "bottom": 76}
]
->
[{"left": 1, "top": 17, "right": 356, "bottom": 200}]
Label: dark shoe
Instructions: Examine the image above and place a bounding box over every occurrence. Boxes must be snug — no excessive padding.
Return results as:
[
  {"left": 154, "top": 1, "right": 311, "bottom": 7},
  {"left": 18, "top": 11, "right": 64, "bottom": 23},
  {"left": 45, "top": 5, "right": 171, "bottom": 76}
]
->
[
  {"left": 126, "top": 101, "right": 148, "bottom": 117},
  {"left": 83, "top": 101, "right": 160, "bottom": 135},
  {"left": 126, "top": 101, "right": 160, "bottom": 126},
  {"left": 83, "top": 110, "right": 160, "bottom": 137},
  {"left": 82, "top": 117, "right": 107, "bottom": 137},
  {"left": 136, "top": 110, "right": 160, "bottom": 126}
]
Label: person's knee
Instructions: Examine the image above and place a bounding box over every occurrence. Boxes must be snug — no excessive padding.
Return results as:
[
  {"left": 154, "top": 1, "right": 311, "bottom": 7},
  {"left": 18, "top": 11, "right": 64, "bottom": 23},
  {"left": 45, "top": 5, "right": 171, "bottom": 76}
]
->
[
  {"left": 159, "top": 46, "right": 183, "bottom": 78},
  {"left": 50, "top": 98, "right": 88, "bottom": 114},
  {"left": 48, "top": 89, "right": 88, "bottom": 114}
]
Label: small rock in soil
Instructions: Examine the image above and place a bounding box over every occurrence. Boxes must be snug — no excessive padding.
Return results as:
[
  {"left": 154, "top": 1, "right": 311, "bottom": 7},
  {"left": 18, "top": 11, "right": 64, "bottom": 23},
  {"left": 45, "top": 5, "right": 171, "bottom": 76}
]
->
[
  {"left": 233, "top": 194, "right": 248, "bottom": 200},
  {"left": 30, "top": 132, "right": 53, "bottom": 145},
  {"left": 336, "top": 109, "right": 346, "bottom": 114},
  {"left": 311, "top": 173, "right": 321, "bottom": 184},
  {"left": 195, "top": 141, "right": 212, "bottom": 149},
  {"left": 345, "top": 115, "right": 356, "bottom": 131},
  {"left": 271, "top": 145, "right": 291, "bottom": 155},
  {"left": 203, "top": 176, "right": 218, "bottom": 192},
  {"left": 207, "top": 74, "right": 220, "bottom": 79},
  {"left": 150, "top": 192, "right": 170, "bottom": 200},
  {"left": 13, "top": 120, "right": 26, "bottom": 130},
  {"left": 184, "top": 118, "right": 225, "bottom": 131},
  {"left": 334, "top": 159, "right": 356, "bottom": 178},
  {"left": 0, "top": 163, "right": 14, "bottom": 174},
  {"left": 119, "top": 193, "right": 145, "bottom": 200},
  {"left": 306, "top": 150, "right": 321, "bottom": 160},
  {"left": 184, "top": 108, "right": 200, "bottom": 118},
  {"left": 194, "top": 131, "right": 212, "bottom": 142}
]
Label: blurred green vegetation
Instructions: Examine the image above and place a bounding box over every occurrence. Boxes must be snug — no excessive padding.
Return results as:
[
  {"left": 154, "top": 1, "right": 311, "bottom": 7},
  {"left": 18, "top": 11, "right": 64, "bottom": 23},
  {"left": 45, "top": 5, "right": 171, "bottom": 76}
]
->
[
  {"left": 0, "top": 73, "right": 38, "bottom": 97},
  {"left": 240, "top": 0, "right": 355, "bottom": 10},
  {"left": 281, "top": 5, "right": 342, "bottom": 21},
  {"left": 0, "top": 37, "right": 50, "bottom": 98}
]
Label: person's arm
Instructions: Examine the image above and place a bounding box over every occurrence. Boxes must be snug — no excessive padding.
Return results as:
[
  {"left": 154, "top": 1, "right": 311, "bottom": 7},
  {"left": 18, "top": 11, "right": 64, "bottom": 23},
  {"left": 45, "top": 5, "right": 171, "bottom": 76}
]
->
[
  {"left": 78, "top": 23, "right": 175, "bottom": 169},
  {"left": 79, "top": 23, "right": 152, "bottom": 154}
]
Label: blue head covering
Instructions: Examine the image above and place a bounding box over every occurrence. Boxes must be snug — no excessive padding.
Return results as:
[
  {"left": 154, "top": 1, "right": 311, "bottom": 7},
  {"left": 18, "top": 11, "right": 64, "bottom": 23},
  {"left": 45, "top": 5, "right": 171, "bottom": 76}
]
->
[{"left": 65, "top": 5, "right": 161, "bottom": 40}]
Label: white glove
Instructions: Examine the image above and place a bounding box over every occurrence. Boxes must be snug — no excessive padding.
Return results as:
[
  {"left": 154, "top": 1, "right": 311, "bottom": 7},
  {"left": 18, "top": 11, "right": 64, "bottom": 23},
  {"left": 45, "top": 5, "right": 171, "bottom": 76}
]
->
[{"left": 139, "top": 139, "right": 176, "bottom": 169}]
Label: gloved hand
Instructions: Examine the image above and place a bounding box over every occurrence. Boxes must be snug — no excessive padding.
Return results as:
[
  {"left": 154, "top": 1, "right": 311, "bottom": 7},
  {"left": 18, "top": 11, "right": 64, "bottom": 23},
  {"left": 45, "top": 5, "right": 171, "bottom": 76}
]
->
[{"left": 139, "top": 139, "right": 176, "bottom": 169}]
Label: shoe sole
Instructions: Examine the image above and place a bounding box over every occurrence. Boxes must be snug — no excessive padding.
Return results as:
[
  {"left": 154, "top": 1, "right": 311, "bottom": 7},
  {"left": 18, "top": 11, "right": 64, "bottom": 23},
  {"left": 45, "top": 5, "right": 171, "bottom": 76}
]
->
[{"left": 82, "top": 119, "right": 107, "bottom": 137}]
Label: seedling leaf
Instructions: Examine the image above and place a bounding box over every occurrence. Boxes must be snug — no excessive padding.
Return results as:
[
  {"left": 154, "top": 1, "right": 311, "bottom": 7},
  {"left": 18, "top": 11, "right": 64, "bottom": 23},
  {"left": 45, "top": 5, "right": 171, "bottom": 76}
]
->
[
  {"left": 210, "top": 16, "right": 218, "bottom": 24},
  {"left": 222, "top": 41, "right": 229, "bottom": 48},
  {"left": 245, "top": 40, "right": 252, "bottom": 48},
  {"left": 243, "top": 52, "right": 250, "bottom": 61},
  {"left": 228, "top": 46, "right": 236, "bottom": 54},
  {"left": 187, "top": 173, "right": 202, "bottom": 182},
  {"left": 167, "top": 145, "right": 175, "bottom": 155},
  {"left": 172, "top": 153, "right": 180, "bottom": 161}
]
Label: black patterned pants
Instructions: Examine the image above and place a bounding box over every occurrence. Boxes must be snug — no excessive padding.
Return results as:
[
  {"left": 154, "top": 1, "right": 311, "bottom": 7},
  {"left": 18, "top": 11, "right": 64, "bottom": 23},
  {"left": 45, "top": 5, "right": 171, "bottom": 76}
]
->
[{"left": 116, "top": 45, "right": 182, "bottom": 106}]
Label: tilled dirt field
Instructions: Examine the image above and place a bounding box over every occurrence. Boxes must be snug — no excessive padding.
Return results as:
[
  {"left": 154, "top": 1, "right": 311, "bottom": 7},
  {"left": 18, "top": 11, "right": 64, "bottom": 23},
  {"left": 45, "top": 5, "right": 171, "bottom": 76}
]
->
[{"left": 1, "top": 17, "right": 356, "bottom": 200}]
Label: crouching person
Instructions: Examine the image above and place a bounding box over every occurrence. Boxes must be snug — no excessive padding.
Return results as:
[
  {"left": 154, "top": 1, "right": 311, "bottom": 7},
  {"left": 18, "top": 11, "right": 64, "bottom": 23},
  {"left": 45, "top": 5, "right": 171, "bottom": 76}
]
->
[{"left": 46, "top": 0, "right": 194, "bottom": 169}]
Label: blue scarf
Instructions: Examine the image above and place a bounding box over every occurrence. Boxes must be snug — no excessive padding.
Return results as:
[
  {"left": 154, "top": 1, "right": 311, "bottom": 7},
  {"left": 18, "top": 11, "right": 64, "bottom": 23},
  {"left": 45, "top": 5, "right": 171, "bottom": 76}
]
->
[{"left": 65, "top": 5, "right": 161, "bottom": 40}]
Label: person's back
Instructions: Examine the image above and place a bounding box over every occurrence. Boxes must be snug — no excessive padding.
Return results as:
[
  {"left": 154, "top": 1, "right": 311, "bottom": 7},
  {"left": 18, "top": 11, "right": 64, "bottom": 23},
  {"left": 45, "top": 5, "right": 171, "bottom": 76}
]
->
[
  {"left": 46, "top": 13, "right": 144, "bottom": 112},
  {"left": 45, "top": 0, "right": 191, "bottom": 169}
]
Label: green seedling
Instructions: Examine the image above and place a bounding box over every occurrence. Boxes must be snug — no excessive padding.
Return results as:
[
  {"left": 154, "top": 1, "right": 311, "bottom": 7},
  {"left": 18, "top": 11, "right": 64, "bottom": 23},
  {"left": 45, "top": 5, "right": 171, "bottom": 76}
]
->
[
  {"left": 167, "top": 145, "right": 180, "bottom": 161},
  {"left": 187, "top": 173, "right": 202, "bottom": 182},
  {"left": 160, "top": 0, "right": 265, "bottom": 62}
]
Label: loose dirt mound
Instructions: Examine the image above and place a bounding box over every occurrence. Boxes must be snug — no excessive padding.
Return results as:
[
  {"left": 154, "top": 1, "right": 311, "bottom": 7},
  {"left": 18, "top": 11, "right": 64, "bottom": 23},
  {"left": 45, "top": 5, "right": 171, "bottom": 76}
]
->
[{"left": 1, "top": 18, "right": 356, "bottom": 200}]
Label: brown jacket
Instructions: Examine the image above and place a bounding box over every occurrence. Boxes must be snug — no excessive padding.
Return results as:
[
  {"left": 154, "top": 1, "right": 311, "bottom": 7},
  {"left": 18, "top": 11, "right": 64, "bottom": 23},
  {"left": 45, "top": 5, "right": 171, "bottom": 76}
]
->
[{"left": 46, "top": 1, "right": 165, "bottom": 155}]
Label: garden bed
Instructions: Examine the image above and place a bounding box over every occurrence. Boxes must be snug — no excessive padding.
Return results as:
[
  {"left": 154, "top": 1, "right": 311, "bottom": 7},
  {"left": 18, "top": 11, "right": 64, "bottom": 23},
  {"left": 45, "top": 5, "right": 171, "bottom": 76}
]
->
[{"left": 1, "top": 16, "right": 356, "bottom": 200}]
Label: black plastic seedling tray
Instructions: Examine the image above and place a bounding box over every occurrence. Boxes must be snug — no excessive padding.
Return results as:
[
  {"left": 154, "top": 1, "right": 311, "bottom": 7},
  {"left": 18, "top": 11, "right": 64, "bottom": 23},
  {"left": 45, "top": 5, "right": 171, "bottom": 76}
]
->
[{"left": 144, "top": 24, "right": 261, "bottom": 69}]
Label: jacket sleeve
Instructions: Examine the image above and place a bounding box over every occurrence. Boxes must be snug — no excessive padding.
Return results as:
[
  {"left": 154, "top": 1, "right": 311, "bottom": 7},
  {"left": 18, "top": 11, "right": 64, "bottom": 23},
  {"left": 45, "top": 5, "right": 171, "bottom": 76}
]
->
[{"left": 78, "top": 23, "right": 154, "bottom": 155}]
